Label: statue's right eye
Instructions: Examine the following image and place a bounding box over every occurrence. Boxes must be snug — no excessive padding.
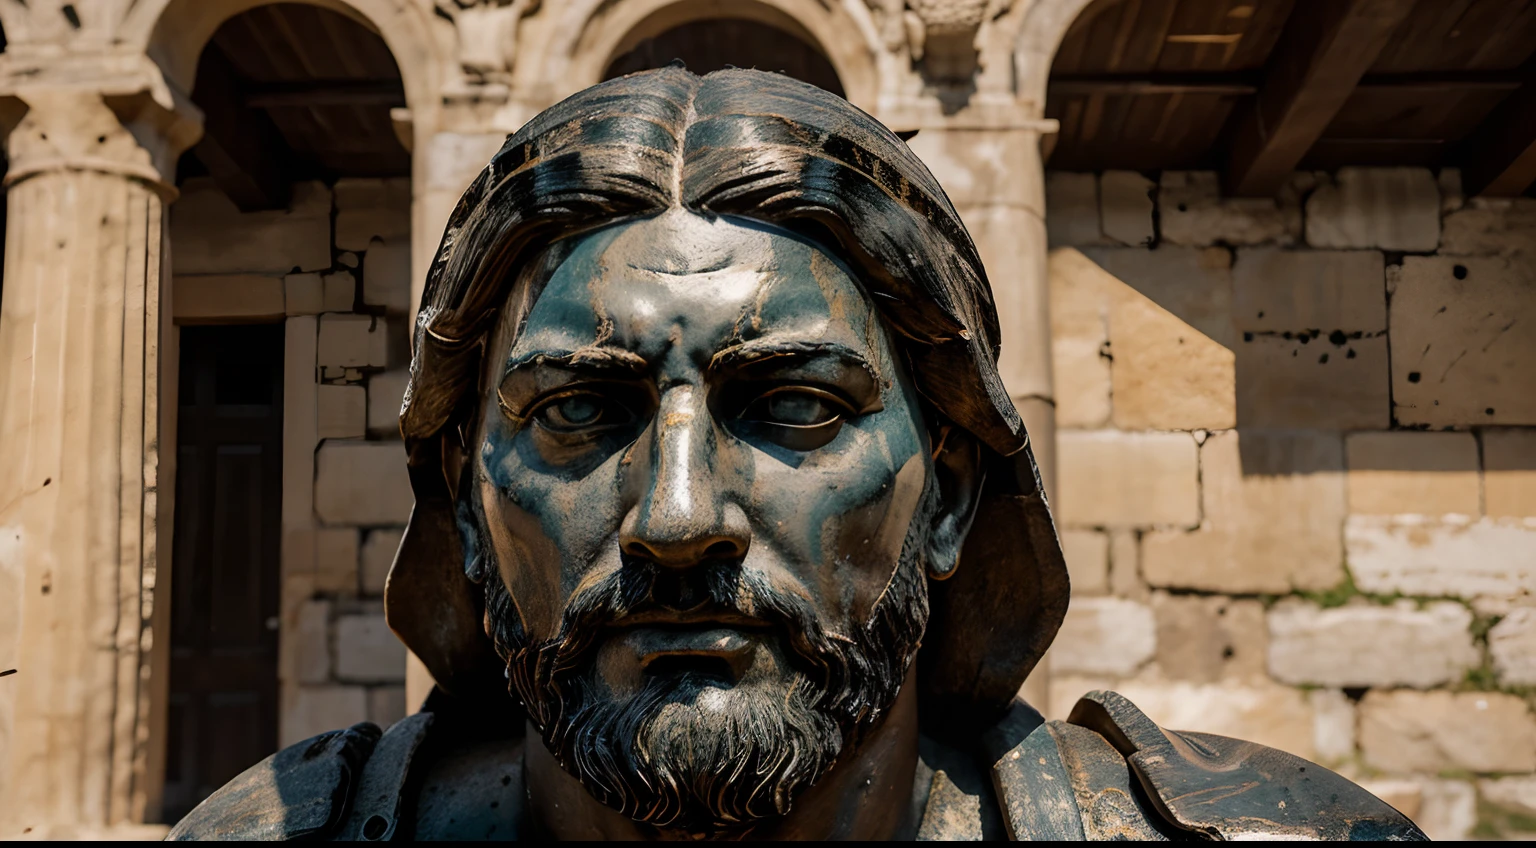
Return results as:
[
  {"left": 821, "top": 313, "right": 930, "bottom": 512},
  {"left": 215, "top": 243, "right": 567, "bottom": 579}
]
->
[{"left": 529, "top": 389, "right": 636, "bottom": 433}]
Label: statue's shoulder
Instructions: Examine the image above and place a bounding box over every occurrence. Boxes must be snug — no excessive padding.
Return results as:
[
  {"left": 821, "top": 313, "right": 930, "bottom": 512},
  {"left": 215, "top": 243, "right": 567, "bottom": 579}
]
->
[
  {"left": 991, "top": 690, "right": 1428, "bottom": 841},
  {"left": 166, "top": 709, "right": 527, "bottom": 842},
  {"left": 165, "top": 721, "right": 386, "bottom": 841}
]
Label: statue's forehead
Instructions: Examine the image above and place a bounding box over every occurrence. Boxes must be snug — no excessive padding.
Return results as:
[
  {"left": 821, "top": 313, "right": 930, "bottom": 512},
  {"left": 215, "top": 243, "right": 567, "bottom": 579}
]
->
[{"left": 520, "top": 212, "right": 877, "bottom": 352}]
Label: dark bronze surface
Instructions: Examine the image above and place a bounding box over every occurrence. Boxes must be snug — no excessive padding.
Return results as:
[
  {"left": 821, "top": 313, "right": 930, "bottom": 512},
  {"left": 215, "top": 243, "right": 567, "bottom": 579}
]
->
[{"left": 171, "top": 66, "right": 1429, "bottom": 842}]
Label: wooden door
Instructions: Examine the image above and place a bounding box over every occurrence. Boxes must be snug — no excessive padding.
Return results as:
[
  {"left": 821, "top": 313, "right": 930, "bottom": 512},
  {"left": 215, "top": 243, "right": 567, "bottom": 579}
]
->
[{"left": 162, "top": 324, "right": 284, "bottom": 822}]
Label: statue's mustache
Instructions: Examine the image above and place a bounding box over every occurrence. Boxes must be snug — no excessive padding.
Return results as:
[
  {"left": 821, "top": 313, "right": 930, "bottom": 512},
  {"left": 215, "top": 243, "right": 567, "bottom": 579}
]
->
[{"left": 535, "top": 557, "right": 847, "bottom": 693}]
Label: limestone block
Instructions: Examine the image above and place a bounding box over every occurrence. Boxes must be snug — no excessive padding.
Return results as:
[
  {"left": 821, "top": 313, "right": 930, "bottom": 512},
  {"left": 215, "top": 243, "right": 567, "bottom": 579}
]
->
[
  {"left": 1159, "top": 171, "right": 1298, "bottom": 246},
  {"left": 1062, "top": 529, "right": 1108, "bottom": 595},
  {"left": 1480, "top": 775, "right": 1536, "bottom": 819},
  {"left": 1305, "top": 168, "right": 1440, "bottom": 251},
  {"left": 1438, "top": 167, "right": 1464, "bottom": 213},
  {"left": 363, "top": 239, "right": 412, "bottom": 314},
  {"left": 368, "top": 686, "right": 408, "bottom": 728},
  {"left": 1049, "top": 597, "right": 1155, "bottom": 676},
  {"left": 1360, "top": 780, "right": 1421, "bottom": 823},
  {"left": 1266, "top": 600, "right": 1478, "bottom": 687},
  {"left": 906, "top": 130, "right": 1043, "bottom": 213},
  {"left": 317, "top": 384, "right": 366, "bottom": 440},
  {"left": 317, "top": 314, "right": 388, "bottom": 369},
  {"left": 1236, "top": 333, "right": 1390, "bottom": 429},
  {"left": 1359, "top": 690, "right": 1536, "bottom": 774},
  {"left": 1440, "top": 197, "right": 1536, "bottom": 257},
  {"left": 335, "top": 613, "right": 407, "bottom": 683},
  {"left": 1048, "top": 248, "right": 1112, "bottom": 428},
  {"left": 1232, "top": 249, "right": 1386, "bottom": 332},
  {"left": 1391, "top": 256, "right": 1536, "bottom": 426},
  {"left": 1095, "top": 247, "right": 1238, "bottom": 429},
  {"left": 172, "top": 274, "right": 285, "bottom": 321},
  {"left": 1099, "top": 171, "right": 1154, "bottom": 247},
  {"left": 1486, "top": 429, "right": 1536, "bottom": 518},
  {"left": 1046, "top": 171, "right": 1103, "bottom": 247},
  {"left": 361, "top": 528, "right": 404, "bottom": 595},
  {"left": 1310, "top": 689, "right": 1356, "bottom": 764},
  {"left": 1415, "top": 780, "right": 1476, "bottom": 841},
  {"left": 1490, "top": 607, "right": 1536, "bottom": 684},
  {"left": 285, "top": 273, "right": 324, "bottom": 315},
  {"left": 1347, "top": 516, "right": 1536, "bottom": 597},
  {"left": 321, "top": 271, "right": 355, "bottom": 313},
  {"left": 1083, "top": 247, "right": 1237, "bottom": 348},
  {"left": 962, "top": 205, "right": 1051, "bottom": 400},
  {"left": 1345, "top": 431, "right": 1481, "bottom": 516},
  {"left": 1104, "top": 681, "right": 1318, "bottom": 761},
  {"left": 281, "top": 685, "right": 368, "bottom": 748},
  {"left": 367, "top": 370, "right": 409, "bottom": 437},
  {"left": 314, "top": 442, "right": 414, "bottom": 526},
  {"left": 173, "top": 180, "right": 332, "bottom": 275},
  {"left": 1151, "top": 593, "right": 1266, "bottom": 684},
  {"left": 1143, "top": 430, "right": 1346, "bottom": 593},
  {"left": 1055, "top": 430, "right": 1200, "bottom": 528},
  {"left": 294, "top": 599, "right": 331, "bottom": 685},
  {"left": 1108, "top": 531, "right": 1145, "bottom": 600},
  {"left": 335, "top": 177, "right": 411, "bottom": 251},
  {"left": 314, "top": 528, "right": 358, "bottom": 593}
]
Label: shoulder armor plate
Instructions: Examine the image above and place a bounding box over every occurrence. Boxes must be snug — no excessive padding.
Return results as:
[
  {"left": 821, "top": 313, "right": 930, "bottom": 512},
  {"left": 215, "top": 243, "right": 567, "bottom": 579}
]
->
[
  {"left": 1068, "top": 690, "right": 1428, "bottom": 841},
  {"left": 165, "top": 723, "right": 381, "bottom": 841}
]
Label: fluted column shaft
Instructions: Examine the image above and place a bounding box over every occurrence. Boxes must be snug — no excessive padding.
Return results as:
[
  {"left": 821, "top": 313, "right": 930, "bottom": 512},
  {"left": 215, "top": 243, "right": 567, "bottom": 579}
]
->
[{"left": 0, "top": 88, "right": 197, "bottom": 836}]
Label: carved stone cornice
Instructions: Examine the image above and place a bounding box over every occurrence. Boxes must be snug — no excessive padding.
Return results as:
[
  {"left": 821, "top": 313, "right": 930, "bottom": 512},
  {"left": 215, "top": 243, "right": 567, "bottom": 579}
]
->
[{"left": 1, "top": 82, "right": 203, "bottom": 200}]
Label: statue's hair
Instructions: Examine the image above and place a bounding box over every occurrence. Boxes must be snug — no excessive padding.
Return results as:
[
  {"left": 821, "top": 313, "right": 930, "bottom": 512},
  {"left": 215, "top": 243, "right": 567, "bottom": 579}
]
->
[
  {"left": 388, "top": 67, "right": 1070, "bottom": 734},
  {"left": 401, "top": 65, "right": 1024, "bottom": 457}
]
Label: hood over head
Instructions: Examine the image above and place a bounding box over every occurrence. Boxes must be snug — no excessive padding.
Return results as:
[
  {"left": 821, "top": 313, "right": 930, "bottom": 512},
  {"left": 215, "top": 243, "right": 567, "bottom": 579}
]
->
[{"left": 385, "top": 66, "right": 1069, "bottom": 738}]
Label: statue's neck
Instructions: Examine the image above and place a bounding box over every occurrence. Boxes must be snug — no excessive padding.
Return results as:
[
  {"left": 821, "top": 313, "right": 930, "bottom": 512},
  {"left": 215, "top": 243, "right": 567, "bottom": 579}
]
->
[{"left": 523, "top": 676, "right": 921, "bottom": 840}]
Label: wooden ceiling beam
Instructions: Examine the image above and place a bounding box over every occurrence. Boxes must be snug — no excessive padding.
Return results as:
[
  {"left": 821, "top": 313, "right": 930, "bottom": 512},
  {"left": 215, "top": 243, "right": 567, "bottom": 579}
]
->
[
  {"left": 1048, "top": 72, "right": 1526, "bottom": 99},
  {"left": 245, "top": 81, "right": 405, "bottom": 109},
  {"left": 1459, "top": 81, "right": 1536, "bottom": 197},
  {"left": 191, "top": 46, "right": 292, "bottom": 213},
  {"left": 1224, "top": 0, "right": 1418, "bottom": 197}
]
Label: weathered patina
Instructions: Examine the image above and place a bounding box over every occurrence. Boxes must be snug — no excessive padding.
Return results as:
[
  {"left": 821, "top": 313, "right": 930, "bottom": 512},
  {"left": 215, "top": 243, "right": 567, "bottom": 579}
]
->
[{"left": 168, "top": 66, "right": 1426, "bottom": 842}]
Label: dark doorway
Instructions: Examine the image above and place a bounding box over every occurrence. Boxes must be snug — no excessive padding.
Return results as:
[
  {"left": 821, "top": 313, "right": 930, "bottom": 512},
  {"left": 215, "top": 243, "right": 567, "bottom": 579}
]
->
[
  {"left": 162, "top": 324, "right": 284, "bottom": 822},
  {"left": 603, "top": 18, "right": 844, "bottom": 97}
]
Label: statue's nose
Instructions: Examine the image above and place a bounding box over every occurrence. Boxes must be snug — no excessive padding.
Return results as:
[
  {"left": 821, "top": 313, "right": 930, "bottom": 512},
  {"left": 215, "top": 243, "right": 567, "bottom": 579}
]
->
[{"left": 619, "top": 386, "right": 750, "bottom": 569}]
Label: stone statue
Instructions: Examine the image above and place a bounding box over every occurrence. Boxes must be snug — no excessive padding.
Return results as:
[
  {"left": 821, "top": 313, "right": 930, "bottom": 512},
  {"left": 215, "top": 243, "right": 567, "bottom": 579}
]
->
[{"left": 167, "top": 67, "right": 1426, "bottom": 841}]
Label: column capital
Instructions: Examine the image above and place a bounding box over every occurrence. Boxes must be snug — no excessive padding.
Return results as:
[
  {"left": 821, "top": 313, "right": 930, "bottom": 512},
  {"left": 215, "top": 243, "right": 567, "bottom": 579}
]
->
[{"left": 1, "top": 81, "right": 203, "bottom": 201}]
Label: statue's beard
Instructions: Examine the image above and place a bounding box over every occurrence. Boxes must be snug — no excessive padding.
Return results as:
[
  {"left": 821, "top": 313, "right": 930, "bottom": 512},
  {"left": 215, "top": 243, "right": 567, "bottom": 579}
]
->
[{"left": 477, "top": 486, "right": 934, "bottom": 836}]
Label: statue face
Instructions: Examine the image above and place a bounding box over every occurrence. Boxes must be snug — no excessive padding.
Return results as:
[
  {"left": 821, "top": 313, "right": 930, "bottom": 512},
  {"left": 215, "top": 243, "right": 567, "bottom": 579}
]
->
[{"left": 467, "top": 210, "right": 939, "bottom": 832}]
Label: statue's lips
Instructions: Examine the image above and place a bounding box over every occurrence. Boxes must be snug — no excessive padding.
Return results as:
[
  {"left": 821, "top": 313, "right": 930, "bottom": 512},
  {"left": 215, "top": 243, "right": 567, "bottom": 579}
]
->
[{"left": 606, "top": 613, "right": 772, "bottom": 681}]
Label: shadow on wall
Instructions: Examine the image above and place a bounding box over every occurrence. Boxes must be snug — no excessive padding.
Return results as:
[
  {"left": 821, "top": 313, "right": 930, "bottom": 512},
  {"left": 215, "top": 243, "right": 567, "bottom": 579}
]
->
[{"left": 1045, "top": 171, "right": 1536, "bottom": 483}]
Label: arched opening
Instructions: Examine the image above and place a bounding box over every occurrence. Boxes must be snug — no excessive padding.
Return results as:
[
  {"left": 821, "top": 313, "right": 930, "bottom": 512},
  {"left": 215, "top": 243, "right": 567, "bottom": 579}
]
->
[
  {"left": 162, "top": 1, "right": 413, "bottom": 822},
  {"left": 602, "top": 14, "right": 843, "bottom": 96}
]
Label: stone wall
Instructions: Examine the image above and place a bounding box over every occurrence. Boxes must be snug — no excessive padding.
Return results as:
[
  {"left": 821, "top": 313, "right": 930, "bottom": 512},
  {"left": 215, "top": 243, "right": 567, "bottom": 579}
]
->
[
  {"left": 171, "top": 177, "right": 414, "bottom": 748},
  {"left": 1043, "top": 167, "right": 1536, "bottom": 840}
]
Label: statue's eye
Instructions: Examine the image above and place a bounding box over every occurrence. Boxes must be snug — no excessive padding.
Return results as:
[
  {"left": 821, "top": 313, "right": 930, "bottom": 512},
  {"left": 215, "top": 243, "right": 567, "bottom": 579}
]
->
[
  {"left": 741, "top": 387, "right": 851, "bottom": 428},
  {"left": 532, "top": 391, "right": 633, "bottom": 432}
]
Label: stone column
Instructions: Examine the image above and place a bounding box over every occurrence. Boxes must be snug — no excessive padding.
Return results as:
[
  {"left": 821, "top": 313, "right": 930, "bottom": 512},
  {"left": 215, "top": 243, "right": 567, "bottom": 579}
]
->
[
  {"left": 904, "top": 106, "right": 1057, "bottom": 710},
  {"left": 0, "top": 87, "right": 199, "bottom": 838}
]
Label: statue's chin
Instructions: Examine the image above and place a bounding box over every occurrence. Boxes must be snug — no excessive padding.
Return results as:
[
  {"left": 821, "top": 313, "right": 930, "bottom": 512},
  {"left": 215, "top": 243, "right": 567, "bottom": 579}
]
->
[{"left": 547, "top": 670, "right": 845, "bottom": 834}]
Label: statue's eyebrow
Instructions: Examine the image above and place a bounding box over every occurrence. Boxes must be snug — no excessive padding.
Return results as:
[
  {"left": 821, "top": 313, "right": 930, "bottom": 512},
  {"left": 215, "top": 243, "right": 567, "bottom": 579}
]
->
[
  {"left": 503, "top": 345, "right": 650, "bottom": 378},
  {"left": 708, "top": 339, "right": 873, "bottom": 376}
]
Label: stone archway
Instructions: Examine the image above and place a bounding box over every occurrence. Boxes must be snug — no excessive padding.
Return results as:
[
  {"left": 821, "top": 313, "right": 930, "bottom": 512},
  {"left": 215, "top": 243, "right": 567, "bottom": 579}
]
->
[
  {"left": 528, "top": 0, "right": 884, "bottom": 111},
  {"left": 121, "top": 0, "right": 450, "bottom": 124}
]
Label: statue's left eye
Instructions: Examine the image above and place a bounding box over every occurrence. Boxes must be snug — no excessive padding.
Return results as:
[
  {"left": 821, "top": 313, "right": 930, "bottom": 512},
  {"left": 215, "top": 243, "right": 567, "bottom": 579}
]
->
[
  {"left": 532, "top": 391, "right": 633, "bottom": 432},
  {"left": 741, "top": 387, "right": 851, "bottom": 428}
]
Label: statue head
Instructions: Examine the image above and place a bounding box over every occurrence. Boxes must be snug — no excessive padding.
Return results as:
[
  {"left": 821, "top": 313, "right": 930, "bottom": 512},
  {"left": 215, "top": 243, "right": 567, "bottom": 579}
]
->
[{"left": 387, "top": 67, "right": 1068, "bottom": 836}]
